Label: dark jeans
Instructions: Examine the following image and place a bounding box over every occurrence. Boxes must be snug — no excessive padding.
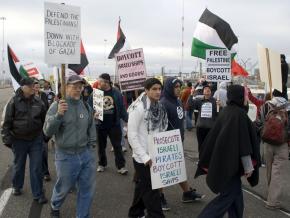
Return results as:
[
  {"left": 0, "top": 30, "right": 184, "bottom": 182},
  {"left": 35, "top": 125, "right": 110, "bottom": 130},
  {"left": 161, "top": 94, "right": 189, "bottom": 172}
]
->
[
  {"left": 97, "top": 125, "right": 126, "bottom": 169},
  {"left": 196, "top": 127, "right": 211, "bottom": 155},
  {"left": 12, "top": 135, "right": 44, "bottom": 198},
  {"left": 128, "top": 160, "right": 165, "bottom": 218},
  {"left": 42, "top": 142, "right": 50, "bottom": 176},
  {"left": 194, "top": 111, "right": 199, "bottom": 126},
  {"left": 198, "top": 176, "right": 244, "bottom": 218}
]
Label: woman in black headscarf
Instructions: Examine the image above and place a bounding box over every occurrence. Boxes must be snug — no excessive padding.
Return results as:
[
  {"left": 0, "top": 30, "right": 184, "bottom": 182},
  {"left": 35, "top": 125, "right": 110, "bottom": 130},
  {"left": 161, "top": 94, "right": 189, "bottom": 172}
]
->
[{"left": 195, "top": 84, "right": 261, "bottom": 218}]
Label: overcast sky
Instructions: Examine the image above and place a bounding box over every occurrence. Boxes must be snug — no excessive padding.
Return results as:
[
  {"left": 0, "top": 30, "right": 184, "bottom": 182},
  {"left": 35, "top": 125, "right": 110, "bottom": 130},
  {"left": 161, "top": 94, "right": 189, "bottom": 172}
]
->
[{"left": 0, "top": 0, "right": 290, "bottom": 79}]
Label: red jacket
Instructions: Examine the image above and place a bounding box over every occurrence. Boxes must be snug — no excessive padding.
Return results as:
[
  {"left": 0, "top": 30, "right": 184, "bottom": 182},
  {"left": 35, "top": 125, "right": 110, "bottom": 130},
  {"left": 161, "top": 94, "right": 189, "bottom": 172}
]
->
[{"left": 248, "top": 90, "right": 265, "bottom": 118}]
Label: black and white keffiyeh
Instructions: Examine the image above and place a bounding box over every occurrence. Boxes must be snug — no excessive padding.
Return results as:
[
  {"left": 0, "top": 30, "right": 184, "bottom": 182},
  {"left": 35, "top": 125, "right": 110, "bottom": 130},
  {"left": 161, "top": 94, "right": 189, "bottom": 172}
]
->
[{"left": 128, "top": 92, "right": 168, "bottom": 133}]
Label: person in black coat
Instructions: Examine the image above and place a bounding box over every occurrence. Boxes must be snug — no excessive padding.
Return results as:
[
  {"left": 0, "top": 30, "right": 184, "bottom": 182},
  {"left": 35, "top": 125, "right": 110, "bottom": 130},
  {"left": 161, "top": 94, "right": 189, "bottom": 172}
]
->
[
  {"left": 195, "top": 84, "right": 261, "bottom": 218},
  {"left": 281, "top": 54, "right": 289, "bottom": 100}
]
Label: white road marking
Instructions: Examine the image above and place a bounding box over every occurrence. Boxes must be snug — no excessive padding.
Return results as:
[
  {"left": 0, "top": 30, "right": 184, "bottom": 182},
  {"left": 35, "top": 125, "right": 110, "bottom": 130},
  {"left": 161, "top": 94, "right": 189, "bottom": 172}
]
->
[
  {"left": 0, "top": 188, "right": 12, "bottom": 217},
  {"left": 243, "top": 188, "right": 290, "bottom": 217}
]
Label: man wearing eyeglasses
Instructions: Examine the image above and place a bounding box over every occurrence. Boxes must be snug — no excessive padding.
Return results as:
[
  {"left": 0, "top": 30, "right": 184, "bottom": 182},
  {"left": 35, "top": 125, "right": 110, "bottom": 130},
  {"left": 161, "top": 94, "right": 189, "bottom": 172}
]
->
[{"left": 43, "top": 75, "right": 97, "bottom": 218}]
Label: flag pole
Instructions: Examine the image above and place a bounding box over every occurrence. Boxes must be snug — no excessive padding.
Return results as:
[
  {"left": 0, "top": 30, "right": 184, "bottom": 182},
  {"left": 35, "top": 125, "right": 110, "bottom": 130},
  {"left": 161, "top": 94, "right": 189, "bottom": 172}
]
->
[
  {"left": 61, "top": 64, "right": 66, "bottom": 99},
  {"left": 265, "top": 48, "right": 272, "bottom": 99},
  {"left": 217, "top": 81, "right": 220, "bottom": 112}
]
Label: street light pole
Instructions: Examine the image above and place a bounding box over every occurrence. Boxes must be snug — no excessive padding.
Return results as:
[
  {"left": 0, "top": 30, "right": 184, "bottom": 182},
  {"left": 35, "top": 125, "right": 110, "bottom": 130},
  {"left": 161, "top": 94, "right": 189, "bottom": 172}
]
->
[
  {"left": 0, "top": 17, "right": 6, "bottom": 88},
  {"left": 104, "top": 39, "right": 107, "bottom": 66}
]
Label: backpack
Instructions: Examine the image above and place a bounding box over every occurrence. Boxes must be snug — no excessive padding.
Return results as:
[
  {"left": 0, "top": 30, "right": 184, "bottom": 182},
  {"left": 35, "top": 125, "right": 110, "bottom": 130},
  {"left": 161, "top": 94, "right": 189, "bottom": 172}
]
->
[{"left": 261, "top": 103, "right": 288, "bottom": 145}]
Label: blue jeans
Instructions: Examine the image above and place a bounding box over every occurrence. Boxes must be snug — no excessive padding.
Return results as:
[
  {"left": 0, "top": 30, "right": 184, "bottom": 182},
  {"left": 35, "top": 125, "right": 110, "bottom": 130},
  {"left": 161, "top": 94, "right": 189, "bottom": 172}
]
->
[
  {"left": 51, "top": 148, "right": 96, "bottom": 218},
  {"left": 12, "top": 135, "right": 44, "bottom": 198},
  {"left": 185, "top": 110, "right": 193, "bottom": 129}
]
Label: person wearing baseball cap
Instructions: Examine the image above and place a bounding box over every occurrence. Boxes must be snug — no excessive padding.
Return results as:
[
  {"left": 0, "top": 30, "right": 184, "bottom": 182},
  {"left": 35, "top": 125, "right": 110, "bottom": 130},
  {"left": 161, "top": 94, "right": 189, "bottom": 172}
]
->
[
  {"left": 1, "top": 77, "right": 47, "bottom": 203},
  {"left": 43, "top": 74, "right": 97, "bottom": 218}
]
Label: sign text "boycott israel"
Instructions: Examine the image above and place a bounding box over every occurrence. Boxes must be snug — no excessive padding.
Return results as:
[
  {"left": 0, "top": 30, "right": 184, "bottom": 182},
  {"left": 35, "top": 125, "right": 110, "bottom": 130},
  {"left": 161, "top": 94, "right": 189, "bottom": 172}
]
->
[{"left": 205, "top": 49, "right": 231, "bottom": 82}]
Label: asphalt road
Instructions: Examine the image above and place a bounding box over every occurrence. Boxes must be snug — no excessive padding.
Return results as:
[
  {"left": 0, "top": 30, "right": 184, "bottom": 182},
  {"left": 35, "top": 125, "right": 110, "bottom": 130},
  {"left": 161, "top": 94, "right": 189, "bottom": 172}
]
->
[{"left": 0, "top": 87, "right": 289, "bottom": 218}]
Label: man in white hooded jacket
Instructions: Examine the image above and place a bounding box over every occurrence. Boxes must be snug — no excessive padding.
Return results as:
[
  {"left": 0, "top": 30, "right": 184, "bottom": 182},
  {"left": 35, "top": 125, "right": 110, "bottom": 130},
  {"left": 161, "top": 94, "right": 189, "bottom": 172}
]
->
[{"left": 128, "top": 78, "right": 168, "bottom": 218}]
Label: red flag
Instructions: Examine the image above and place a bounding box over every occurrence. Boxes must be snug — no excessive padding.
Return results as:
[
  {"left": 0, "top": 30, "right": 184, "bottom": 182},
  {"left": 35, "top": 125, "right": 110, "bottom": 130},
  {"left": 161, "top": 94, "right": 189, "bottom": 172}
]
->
[
  {"left": 231, "top": 60, "right": 249, "bottom": 77},
  {"left": 108, "top": 18, "right": 126, "bottom": 59},
  {"left": 68, "top": 40, "right": 89, "bottom": 75}
]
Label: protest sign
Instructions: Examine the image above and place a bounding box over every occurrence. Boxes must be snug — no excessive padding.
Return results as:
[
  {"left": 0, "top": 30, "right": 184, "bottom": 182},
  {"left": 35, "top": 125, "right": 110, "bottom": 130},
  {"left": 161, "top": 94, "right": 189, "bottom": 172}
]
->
[
  {"left": 148, "top": 129, "right": 187, "bottom": 190},
  {"left": 44, "top": 2, "right": 81, "bottom": 64},
  {"left": 115, "top": 48, "right": 147, "bottom": 91},
  {"left": 248, "top": 103, "right": 257, "bottom": 121},
  {"left": 257, "top": 44, "right": 282, "bottom": 93},
  {"left": 205, "top": 49, "right": 231, "bottom": 82},
  {"left": 93, "top": 89, "right": 104, "bottom": 121}
]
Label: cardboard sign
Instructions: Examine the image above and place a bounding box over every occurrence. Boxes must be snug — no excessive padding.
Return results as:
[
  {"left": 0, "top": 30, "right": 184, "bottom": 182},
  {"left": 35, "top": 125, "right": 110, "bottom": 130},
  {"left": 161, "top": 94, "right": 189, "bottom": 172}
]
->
[
  {"left": 205, "top": 49, "right": 231, "bottom": 82},
  {"left": 93, "top": 89, "right": 104, "bottom": 121},
  {"left": 115, "top": 48, "right": 147, "bottom": 91},
  {"left": 44, "top": 2, "right": 81, "bottom": 64},
  {"left": 257, "top": 44, "right": 282, "bottom": 92},
  {"left": 148, "top": 129, "right": 187, "bottom": 190}
]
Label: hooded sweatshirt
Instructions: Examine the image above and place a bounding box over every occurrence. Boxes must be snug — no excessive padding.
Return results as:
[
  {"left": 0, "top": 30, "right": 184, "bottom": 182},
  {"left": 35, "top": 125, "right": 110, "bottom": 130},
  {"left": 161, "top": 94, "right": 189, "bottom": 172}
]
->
[{"left": 160, "top": 77, "right": 185, "bottom": 141}]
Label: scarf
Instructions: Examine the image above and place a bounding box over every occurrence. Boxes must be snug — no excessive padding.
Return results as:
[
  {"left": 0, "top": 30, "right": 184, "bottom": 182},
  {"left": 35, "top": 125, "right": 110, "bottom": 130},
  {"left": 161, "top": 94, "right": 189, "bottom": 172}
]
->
[{"left": 128, "top": 92, "right": 168, "bottom": 133}]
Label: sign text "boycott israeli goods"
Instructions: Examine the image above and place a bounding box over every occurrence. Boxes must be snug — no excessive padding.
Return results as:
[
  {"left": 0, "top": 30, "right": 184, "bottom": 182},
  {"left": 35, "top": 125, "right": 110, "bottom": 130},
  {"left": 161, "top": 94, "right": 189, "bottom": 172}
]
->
[{"left": 206, "top": 49, "right": 231, "bottom": 82}]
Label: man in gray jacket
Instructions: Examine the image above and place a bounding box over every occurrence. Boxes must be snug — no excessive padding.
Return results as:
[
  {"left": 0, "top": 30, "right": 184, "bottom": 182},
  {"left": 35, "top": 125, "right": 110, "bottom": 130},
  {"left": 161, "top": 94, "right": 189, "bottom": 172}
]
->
[{"left": 43, "top": 75, "right": 97, "bottom": 218}]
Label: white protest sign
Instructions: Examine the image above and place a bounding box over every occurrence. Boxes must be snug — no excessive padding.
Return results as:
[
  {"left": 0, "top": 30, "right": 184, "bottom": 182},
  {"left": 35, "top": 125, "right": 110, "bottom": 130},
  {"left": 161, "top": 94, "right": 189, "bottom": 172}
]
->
[
  {"left": 93, "top": 89, "right": 104, "bottom": 121},
  {"left": 205, "top": 49, "right": 231, "bottom": 82},
  {"left": 248, "top": 103, "right": 257, "bottom": 121},
  {"left": 44, "top": 2, "right": 81, "bottom": 64},
  {"left": 148, "top": 129, "right": 187, "bottom": 190},
  {"left": 200, "top": 102, "right": 213, "bottom": 118},
  {"left": 115, "top": 48, "right": 147, "bottom": 92}
]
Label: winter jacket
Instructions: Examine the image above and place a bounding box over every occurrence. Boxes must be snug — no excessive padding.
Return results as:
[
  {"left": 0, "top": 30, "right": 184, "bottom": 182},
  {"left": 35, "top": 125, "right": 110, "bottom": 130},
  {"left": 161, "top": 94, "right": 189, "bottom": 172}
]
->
[
  {"left": 128, "top": 93, "right": 168, "bottom": 164},
  {"left": 1, "top": 88, "right": 46, "bottom": 145},
  {"left": 160, "top": 77, "right": 185, "bottom": 141},
  {"left": 189, "top": 96, "right": 218, "bottom": 129},
  {"left": 43, "top": 97, "right": 96, "bottom": 152}
]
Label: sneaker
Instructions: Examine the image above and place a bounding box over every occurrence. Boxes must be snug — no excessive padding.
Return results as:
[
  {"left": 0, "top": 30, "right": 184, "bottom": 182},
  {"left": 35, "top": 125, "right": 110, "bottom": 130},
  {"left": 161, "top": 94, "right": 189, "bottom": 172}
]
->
[
  {"left": 12, "top": 188, "right": 22, "bottom": 196},
  {"left": 44, "top": 174, "right": 51, "bottom": 181},
  {"left": 160, "top": 193, "right": 170, "bottom": 211},
  {"left": 183, "top": 188, "right": 205, "bottom": 202},
  {"left": 122, "top": 147, "right": 127, "bottom": 152},
  {"left": 265, "top": 204, "right": 281, "bottom": 210},
  {"left": 34, "top": 195, "right": 48, "bottom": 204},
  {"left": 117, "top": 167, "right": 128, "bottom": 175},
  {"left": 97, "top": 165, "right": 105, "bottom": 172},
  {"left": 50, "top": 208, "right": 60, "bottom": 218}
]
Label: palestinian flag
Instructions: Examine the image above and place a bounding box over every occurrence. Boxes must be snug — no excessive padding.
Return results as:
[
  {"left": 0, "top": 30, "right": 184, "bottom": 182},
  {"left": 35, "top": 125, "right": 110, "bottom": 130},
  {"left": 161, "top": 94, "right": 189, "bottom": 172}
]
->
[
  {"left": 7, "top": 45, "right": 27, "bottom": 90},
  {"left": 68, "top": 40, "right": 89, "bottom": 75},
  {"left": 108, "top": 18, "right": 126, "bottom": 59},
  {"left": 191, "top": 9, "right": 238, "bottom": 59}
]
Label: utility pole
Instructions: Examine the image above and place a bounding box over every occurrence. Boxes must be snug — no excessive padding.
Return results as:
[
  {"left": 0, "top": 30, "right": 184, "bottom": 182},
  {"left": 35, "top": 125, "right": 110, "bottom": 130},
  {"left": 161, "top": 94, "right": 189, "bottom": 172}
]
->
[
  {"left": 0, "top": 17, "right": 6, "bottom": 88},
  {"left": 181, "top": 0, "right": 184, "bottom": 78},
  {"left": 104, "top": 39, "right": 107, "bottom": 66}
]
